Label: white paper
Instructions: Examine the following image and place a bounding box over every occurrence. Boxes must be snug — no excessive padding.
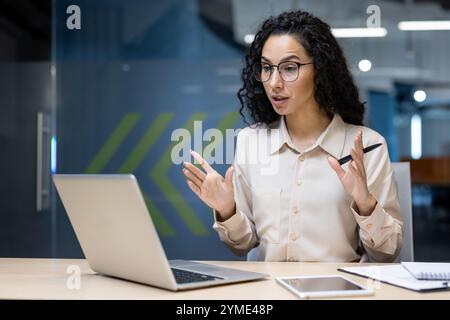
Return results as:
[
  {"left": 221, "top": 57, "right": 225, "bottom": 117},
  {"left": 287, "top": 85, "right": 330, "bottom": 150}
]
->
[{"left": 340, "top": 265, "right": 449, "bottom": 291}]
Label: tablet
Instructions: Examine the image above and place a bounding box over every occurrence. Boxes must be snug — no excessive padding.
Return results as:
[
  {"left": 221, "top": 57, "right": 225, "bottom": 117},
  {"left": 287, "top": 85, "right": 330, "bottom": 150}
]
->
[{"left": 276, "top": 275, "right": 374, "bottom": 299}]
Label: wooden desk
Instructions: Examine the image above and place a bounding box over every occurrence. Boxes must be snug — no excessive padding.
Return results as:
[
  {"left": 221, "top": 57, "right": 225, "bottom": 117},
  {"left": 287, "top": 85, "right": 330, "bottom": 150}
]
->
[{"left": 0, "top": 259, "right": 449, "bottom": 300}]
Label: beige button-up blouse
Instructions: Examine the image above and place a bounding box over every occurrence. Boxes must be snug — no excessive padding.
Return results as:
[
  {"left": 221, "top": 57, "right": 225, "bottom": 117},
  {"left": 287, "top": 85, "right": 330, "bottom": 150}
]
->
[{"left": 213, "top": 114, "right": 403, "bottom": 262}]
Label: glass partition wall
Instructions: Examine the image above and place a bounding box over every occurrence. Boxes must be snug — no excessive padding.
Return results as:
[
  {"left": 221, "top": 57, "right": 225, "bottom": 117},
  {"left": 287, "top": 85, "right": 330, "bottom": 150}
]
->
[{"left": 52, "top": 0, "right": 246, "bottom": 259}]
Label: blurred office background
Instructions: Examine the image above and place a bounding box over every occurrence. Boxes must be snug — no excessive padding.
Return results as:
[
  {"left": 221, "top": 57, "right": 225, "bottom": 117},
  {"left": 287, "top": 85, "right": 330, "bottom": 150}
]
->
[{"left": 1, "top": 0, "right": 449, "bottom": 261}]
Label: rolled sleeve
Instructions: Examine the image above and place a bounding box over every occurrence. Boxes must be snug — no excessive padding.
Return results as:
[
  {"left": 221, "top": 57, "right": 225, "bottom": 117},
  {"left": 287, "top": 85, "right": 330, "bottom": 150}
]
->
[
  {"left": 351, "top": 200, "right": 403, "bottom": 251},
  {"left": 213, "top": 209, "right": 256, "bottom": 247}
]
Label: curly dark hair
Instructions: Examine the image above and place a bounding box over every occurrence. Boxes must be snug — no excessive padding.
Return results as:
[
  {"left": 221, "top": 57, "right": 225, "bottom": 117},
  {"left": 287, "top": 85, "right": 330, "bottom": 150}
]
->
[{"left": 237, "top": 10, "right": 365, "bottom": 126}]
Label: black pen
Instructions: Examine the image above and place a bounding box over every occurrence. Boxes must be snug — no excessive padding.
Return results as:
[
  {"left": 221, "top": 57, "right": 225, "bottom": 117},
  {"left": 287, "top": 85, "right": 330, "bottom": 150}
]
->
[{"left": 337, "top": 143, "right": 382, "bottom": 165}]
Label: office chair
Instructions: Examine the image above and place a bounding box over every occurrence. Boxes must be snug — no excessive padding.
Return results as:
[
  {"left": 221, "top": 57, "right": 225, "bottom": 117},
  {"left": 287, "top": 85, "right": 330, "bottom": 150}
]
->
[{"left": 392, "top": 162, "right": 414, "bottom": 262}]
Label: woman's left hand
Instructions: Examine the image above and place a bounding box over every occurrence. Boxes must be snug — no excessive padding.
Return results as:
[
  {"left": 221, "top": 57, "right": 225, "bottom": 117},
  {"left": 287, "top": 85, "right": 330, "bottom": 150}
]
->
[{"left": 327, "top": 130, "right": 377, "bottom": 216}]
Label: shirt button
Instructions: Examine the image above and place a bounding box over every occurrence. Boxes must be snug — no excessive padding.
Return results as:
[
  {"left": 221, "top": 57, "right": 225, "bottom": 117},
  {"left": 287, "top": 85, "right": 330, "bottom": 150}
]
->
[
  {"left": 299, "top": 155, "right": 305, "bottom": 161},
  {"left": 292, "top": 207, "right": 299, "bottom": 214},
  {"left": 367, "top": 223, "right": 373, "bottom": 229},
  {"left": 290, "top": 233, "right": 298, "bottom": 241},
  {"left": 296, "top": 179, "right": 302, "bottom": 186}
]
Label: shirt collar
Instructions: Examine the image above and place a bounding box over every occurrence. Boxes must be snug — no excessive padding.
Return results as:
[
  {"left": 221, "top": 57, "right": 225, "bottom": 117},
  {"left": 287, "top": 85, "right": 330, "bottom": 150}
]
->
[{"left": 269, "top": 114, "right": 346, "bottom": 159}]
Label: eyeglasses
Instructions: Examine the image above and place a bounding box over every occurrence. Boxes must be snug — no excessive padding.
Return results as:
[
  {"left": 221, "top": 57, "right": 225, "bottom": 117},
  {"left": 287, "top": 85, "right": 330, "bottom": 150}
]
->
[{"left": 252, "top": 61, "right": 313, "bottom": 82}]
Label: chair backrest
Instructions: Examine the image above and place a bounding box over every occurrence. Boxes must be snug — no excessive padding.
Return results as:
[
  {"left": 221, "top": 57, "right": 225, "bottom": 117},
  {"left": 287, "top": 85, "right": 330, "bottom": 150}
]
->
[{"left": 392, "top": 162, "right": 414, "bottom": 262}]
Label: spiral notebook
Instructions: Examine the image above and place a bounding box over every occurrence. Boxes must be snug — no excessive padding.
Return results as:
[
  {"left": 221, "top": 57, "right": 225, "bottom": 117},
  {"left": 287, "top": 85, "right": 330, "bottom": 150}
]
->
[{"left": 401, "top": 262, "right": 450, "bottom": 281}]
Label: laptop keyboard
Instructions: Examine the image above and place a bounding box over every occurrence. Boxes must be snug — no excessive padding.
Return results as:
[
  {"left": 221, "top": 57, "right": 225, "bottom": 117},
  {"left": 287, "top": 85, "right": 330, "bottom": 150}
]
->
[{"left": 171, "top": 268, "right": 223, "bottom": 284}]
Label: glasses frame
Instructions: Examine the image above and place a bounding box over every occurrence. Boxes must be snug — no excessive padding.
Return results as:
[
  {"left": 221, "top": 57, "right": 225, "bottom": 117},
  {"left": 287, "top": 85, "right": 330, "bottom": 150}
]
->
[{"left": 253, "top": 61, "right": 313, "bottom": 82}]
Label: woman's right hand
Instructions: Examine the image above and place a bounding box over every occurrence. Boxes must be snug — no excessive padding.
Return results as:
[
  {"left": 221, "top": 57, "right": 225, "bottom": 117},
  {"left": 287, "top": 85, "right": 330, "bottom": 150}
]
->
[{"left": 182, "top": 150, "right": 236, "bottom": 221}]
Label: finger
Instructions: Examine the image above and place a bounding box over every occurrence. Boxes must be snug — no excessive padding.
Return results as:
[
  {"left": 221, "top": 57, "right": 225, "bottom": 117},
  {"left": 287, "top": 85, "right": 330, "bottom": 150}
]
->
[
  {"left": 349, "top": 158, "right": 366, "bottom": 185},
  {"left": 185, "top": 175, "right": 201, "bottom": 190},
  {"left": 349, "top": 160, "right": 359, "bottom": 177},
  {"left": 356, "top": 132, "right": 368, "bottom": 179},
  {"left": 187, "top": 179, "right": 201, "bottom": 197},
  {"left": 357, "top": 130, "right": 364, "bottom": 149},
  {"left": 183, "top": 168, "right": 203, "bottom": 187},
  {"left": 350, "top": 148, "right": 361, "bottom": 168},
  {"left": 351, "top": 147, "right": 367, "bottom": 179},
  {"left": 355, "top": 131, "right": 364, "bottom": 158},
  {"left": 190, "top": 150, "right": 214, "bottom": 174},
  {"left": 350, "top": 148, "right": 364, "bottom": 176},
  {"left": 224, "top": 166, "right": 234, "bottom": 187},
  {"left": 327, "top": 156, "right": 346, "bottom": 179},
  {"left": 183, "top": 162, "right": 206, "bottom": 181}
]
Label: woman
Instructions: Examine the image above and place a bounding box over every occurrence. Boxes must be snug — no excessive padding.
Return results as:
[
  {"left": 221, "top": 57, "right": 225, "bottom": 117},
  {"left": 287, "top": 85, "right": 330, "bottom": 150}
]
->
[{"left": 182, "top": 10, "right": 403, "bottom": 262}]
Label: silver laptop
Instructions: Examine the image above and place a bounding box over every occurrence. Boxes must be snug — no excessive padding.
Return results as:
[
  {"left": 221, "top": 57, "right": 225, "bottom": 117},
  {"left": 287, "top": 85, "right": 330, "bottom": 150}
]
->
[{"left": 53, "top": 174, "right": 268, "bottom": 291}]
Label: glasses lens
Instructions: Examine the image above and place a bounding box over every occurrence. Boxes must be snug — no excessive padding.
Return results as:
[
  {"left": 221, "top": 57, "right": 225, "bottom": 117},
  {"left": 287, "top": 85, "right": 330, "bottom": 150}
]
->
[
  {"left": 253, "top": 63, "right": 272, "bottom": 82},
  {"left": 279, "top": 62, "right": 299, "bottom": 82},
  {"left": 252, "top": 63, "right": 262, "bottom": 81}
]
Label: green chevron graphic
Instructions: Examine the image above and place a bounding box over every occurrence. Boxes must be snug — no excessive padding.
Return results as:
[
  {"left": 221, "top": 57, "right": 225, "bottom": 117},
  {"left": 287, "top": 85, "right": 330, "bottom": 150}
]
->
[
  {"left": 118, "top": 113, "right": 174, "bottom": 173},
  {"left": 85, "top": 113, "right": 140, "bottom": 173},
  {"left": 116, "top": 113, "right": 176, "bottom": 237},
  {"left": 150, "top": 113, "right": 209, "bottom": 236},
  {"left": 84, "top": 112, "right": 241, "bottom": 237}
]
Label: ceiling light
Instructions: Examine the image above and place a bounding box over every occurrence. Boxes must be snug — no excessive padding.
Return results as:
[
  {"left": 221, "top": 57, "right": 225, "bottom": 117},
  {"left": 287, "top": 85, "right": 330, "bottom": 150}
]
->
[
  {"left": 244, "top": 34, "right": 255, "bottom": 44},
  {"left": 413, "top": 90, "right": 427, "bottom": 102},
  {"left": 358, "top": 59, "right": 372, "bottom": 72},
  {"left": 398, "top": 20, "right": 450, "bottom": 31},
  {"left": 331, "top": 27, "right": 387, "bottom": 38},
  {"left": 411, "top": 114, "right": 422, "bottom": 160}
]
